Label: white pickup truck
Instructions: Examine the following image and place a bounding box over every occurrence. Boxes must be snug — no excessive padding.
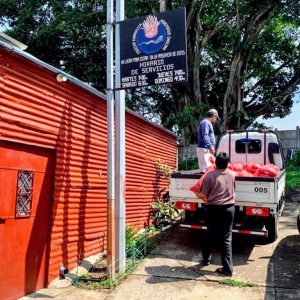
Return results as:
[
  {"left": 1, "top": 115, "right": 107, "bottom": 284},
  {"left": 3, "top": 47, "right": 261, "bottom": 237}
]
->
[{"left": 170, "top": 130, "right": 286, "bottom": 242}]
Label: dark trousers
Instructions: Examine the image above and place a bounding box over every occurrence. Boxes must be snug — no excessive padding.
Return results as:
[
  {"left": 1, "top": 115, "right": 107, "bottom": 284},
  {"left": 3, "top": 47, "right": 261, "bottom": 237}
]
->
[{"left": 202, "top": 204, "right": 235, "bottom": 274}]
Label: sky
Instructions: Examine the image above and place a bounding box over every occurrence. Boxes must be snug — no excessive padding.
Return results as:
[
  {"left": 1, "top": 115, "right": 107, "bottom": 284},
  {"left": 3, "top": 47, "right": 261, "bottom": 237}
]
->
[{"left": 256, "top": 95, "right": 300, "bottom": 130}]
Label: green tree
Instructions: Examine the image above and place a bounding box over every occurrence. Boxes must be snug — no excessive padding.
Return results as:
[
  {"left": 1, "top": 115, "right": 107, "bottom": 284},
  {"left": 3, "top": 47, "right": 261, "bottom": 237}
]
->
[
  {"left": 1, "top": 1, "right": 299, "bottom": 143},
  {"left": 0, "top": 0, "right": 106, "bottom": 90},
  {"left": 127, "top": 0, "right": 300, "bottom": 142}
]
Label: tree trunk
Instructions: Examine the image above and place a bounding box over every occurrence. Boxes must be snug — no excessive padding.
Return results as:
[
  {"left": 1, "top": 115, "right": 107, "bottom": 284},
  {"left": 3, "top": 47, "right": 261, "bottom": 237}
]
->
[
  {"left": 159, "top": 0, "right": 167, "bottom": 12},
  {"left": 159, "top": 0, "right": 172, "bottom": 12},
  {"left": 193, "top": 28, "right": 201, "bottom": 105},
  {"left": 222, "top": 52, "right": 241, "bottom": 129}
]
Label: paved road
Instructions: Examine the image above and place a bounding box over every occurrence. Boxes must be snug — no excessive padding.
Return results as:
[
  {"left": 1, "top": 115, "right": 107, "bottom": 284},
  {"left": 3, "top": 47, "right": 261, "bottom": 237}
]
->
[
  {"left": 22, "top": 202, "right": 300, "bottom": 300},
  {"left": 108, "top": 202, "right": 300, "bottom": 300}
]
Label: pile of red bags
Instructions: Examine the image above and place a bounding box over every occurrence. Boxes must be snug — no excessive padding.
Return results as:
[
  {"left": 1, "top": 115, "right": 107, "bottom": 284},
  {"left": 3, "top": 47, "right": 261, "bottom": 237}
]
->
[
  {"left": 228, "top": 162, "right": 280, "bottom": 177},
  {"left": 190, "top": 157, "right": 281, "bottom": 193}
]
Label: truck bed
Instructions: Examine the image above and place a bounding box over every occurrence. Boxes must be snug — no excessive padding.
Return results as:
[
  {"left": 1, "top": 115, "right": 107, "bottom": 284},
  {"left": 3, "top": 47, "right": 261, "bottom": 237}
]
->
[{"left": 170, "top": 169, "right": 286, "bottom": 207}]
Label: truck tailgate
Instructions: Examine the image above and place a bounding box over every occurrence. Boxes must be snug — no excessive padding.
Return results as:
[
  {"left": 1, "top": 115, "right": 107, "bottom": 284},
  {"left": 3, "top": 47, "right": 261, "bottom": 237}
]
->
[
  {"left": 170, "top": 170, "right": 286, "bottom": 205},
  {"left": 235, "top": 170, "right": 286, "bottom": 204},
  {"left": 169, "top": 172, "right": 201, "bottom": 201}
]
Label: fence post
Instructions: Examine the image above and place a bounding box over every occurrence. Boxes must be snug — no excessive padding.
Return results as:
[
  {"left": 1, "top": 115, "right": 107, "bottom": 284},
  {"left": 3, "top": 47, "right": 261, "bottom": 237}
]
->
[
  {"left": 131, "top": 243, "right": 136, "bottom": 263},
  {"left": 144, "top": 226, "right": 148, "bottom": 256}
]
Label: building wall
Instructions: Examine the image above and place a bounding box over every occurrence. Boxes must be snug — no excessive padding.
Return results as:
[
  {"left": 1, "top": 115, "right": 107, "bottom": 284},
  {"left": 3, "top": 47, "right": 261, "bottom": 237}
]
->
[
  {"left": 275, "top": 127, "right": 300, "bottom": 157},
  {"left": 0, "top": 47, "right": 176, "bottom": 283}
]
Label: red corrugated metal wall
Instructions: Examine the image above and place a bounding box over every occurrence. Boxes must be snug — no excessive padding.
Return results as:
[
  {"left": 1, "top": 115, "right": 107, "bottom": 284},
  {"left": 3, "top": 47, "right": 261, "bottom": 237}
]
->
[
  {"left": 125, "top": 114, "right": 176, "bottom": 227},
  {"left": 0, "top": 46, "right": 176, "bottom": 284}
]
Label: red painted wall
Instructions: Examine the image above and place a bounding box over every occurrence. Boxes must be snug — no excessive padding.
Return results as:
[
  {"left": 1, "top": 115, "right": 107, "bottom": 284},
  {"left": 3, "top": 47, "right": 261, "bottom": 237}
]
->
[{"left": 0, "top": 46, "right": 177, "bottom": 285}]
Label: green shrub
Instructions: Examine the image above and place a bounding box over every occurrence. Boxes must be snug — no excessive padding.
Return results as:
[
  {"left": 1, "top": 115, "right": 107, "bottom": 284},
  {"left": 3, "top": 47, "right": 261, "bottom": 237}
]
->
[
  {"left": 286, "top": 149, "right": 300, "bottom": 167},
  {"left": 294, "top": 149, "right": 300, "bottom": 166},
  {"left": 125, "top": 226, "right": 145, "bottom": 260},
  {"left": 151, "top": 200, "right": 179, "bottom": 227},
  {"left": 178, "top": 157, "right": 198, "bottom": 171},
  {"left": 285, "top": 165, "right": 300, "bottom": 191}
]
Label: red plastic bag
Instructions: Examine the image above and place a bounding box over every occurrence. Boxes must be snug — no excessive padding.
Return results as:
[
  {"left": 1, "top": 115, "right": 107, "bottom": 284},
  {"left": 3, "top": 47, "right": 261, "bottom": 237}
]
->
[
  {"left": 190, "top": 171, "right": 213, "bottom": 192},
  {"left": 227, "top": 163, "right": 234, "bottom": 171},
  {"left": 232, "top": 162, "right": 245, "bottom": 172},
  {"left": 246, "top": 162, "right": 262, "bottom": 174},
  {"left": 238, "top": 170, "right": 254, "bottom": 177},
  {"left": 206, "top": 164, "right": 216, "bottom": 172},
  {"left": 255, "top": 164, "right": 280, "bottom": 177},
  {"left": 264, "top": 164, "right": 280, "bottom": 173},
  {"left": 208, "top": 155, "right": 216, "bottom": 164}
]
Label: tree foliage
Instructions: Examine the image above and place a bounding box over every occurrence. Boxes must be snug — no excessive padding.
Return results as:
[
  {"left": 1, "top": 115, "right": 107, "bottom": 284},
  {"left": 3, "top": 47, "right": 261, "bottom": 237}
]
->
[
  {"left": 1, "top": 0, "right": 299, "bottom": 143},
  {"left": 127, "top": 0, "right": 300, "bottom": 142},
  {"left": 0, "top": 0, "right": 107, "bottom": 90}
]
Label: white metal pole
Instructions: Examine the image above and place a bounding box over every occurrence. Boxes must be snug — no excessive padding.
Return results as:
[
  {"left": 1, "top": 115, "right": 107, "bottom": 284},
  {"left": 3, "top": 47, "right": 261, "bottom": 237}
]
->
[
  {"left": 107, "top": 0, "right": 116, "bottom": 279},
  {"left": 115, "top": 0, "right": 126, "bottom": 273}
]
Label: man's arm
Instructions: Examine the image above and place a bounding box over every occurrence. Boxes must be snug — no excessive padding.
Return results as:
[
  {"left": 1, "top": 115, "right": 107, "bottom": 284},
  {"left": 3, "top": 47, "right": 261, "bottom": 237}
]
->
[
  {"left": 194, "top": 175, "right": 210, "bottom": 202},
  {"left": 195, "top": 191, "right": 207, "bottom": 202}
]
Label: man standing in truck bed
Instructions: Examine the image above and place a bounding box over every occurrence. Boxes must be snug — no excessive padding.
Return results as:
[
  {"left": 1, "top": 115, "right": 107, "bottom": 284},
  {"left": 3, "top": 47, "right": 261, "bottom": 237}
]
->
[
  {"left": 195, "top": 152, "right": 235, "bottom": 277},
  {"left": 196, "top": 109, "right": 220, "bottom": 173}
]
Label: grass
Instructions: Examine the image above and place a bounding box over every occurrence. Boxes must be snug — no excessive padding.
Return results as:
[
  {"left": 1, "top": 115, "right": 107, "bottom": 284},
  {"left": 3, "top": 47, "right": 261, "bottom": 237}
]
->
[
  {"left": 220, "top": 278, "right": 258, "bottom": 287},
  {"left": 73, "top": 258, "right": 140, "bottom": 289},
  {"left": 99, "top": 278, "right": 119, "bottom": 289},
  {"left": 285, "top": 165, "right": 300, "bottom": 192}
]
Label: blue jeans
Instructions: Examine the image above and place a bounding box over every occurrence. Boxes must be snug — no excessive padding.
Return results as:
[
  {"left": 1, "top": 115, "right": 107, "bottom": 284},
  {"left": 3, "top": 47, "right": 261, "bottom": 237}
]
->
[{"left": 202, "top": 204, "right": 234, "bottom": 274}]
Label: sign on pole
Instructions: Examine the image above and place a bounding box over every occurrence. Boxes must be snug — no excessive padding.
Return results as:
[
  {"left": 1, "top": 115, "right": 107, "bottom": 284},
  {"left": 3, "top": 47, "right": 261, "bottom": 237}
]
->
[{"left": 117, "top": 8, "right": 187, "bottom": 89}]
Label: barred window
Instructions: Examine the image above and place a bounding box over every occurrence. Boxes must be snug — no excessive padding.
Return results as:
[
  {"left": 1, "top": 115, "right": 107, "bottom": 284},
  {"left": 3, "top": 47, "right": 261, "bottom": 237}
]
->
[{"left": 15, "top": 170, "right": 34, "bottom": 218}]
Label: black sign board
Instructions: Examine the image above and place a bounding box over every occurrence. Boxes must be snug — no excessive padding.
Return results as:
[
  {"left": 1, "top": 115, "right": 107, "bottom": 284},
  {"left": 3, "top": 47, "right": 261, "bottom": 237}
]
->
[{"left": 118, "top": 8, "right": 187, "bottom": 89}]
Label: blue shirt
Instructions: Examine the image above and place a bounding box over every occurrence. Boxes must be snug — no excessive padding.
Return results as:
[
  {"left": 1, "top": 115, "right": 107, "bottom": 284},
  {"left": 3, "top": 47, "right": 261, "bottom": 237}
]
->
[{"left": 197, "top": 118, "right": 215, "bottom": 148}]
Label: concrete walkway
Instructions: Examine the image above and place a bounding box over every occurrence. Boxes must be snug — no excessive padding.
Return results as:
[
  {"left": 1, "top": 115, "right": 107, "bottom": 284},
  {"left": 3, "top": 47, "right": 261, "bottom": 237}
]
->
[{"left": 22, "top": 202, "right": 300, "bottom": 300}]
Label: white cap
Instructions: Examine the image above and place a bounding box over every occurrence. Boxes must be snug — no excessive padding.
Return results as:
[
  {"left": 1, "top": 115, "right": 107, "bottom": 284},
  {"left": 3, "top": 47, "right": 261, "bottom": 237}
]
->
[{"left": 207, "top": 109, "right": 220, "bottom": 120}]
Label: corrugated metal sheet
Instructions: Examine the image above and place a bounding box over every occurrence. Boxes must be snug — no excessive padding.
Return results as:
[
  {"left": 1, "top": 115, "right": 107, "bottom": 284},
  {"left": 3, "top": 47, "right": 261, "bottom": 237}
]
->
[{"left": 0, "top": 45, "right": 177, "bottom": 284}]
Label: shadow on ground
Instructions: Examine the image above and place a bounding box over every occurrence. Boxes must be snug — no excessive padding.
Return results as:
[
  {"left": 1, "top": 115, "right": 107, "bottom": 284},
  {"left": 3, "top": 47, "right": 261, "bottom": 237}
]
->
[
  {"left": 142, "top": 227, "right": 259, "bottom": 283},
  {"left": 265, "top": 234, "right": 300, "bottom": 300}
]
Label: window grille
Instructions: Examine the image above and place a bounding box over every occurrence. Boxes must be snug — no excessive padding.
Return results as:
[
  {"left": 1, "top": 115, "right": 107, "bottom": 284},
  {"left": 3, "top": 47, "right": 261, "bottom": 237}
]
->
[{"left": 15, "top": 170, "right": 34, "bottom": 218}]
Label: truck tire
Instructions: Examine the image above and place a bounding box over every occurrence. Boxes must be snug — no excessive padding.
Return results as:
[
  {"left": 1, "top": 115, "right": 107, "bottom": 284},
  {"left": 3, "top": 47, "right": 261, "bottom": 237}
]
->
[
  {"left": 265, "top": 215, "right": 278, "bottom": 242},
  {"left": 297, "top": 213, "right": 300, "bottom": 234}
]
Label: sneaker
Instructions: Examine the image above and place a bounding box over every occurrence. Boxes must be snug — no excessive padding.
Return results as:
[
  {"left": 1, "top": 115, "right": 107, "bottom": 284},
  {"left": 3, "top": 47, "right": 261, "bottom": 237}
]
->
[{"left": 215, "top": 267, "right": 232, "bottom": 277}]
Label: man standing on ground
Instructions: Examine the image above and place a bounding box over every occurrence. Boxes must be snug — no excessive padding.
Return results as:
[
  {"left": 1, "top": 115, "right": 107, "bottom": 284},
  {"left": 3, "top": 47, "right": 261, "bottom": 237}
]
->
[
  {"left": 195, "top": 152, "right": 235, "bottom": 277},
  {"left": 196, "top": 109, "right": 220, "bottom": 173}
]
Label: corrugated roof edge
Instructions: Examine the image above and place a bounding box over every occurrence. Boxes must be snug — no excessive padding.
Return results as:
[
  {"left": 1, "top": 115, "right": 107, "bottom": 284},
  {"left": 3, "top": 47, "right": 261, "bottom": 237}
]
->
[{"left": 0, "top": 40, "right": 177, "bottom": 138}]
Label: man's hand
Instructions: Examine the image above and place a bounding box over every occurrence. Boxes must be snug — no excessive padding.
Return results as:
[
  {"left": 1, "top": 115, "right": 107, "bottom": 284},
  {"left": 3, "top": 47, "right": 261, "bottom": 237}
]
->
[
  {"left": 209, "top": 146, "right": 215, "bottom": 154},
  {"left": 195, "top": 192, "right": 207, "bottom": 202}
]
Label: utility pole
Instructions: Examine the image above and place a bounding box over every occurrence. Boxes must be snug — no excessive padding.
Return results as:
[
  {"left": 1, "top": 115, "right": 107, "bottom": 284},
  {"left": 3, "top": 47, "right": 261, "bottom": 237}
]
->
[
  {"left": 115, "top": 0, "right": 126, "bottom": 274},
  {"left": 107, "top": 0, "right": 126, "bottom": 278},
  {"left": 106, "top": 0, "right": 115, "bottom": 280}
]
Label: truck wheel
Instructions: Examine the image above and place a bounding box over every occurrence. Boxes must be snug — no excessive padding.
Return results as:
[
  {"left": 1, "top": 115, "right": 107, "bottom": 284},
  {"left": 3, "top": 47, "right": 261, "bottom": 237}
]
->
[
  {"left": 265, "top": 215, "right": 278, "bottom": 242},
  {"left": 297, "top": 214, "right": 300, "bottom": 234}
]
